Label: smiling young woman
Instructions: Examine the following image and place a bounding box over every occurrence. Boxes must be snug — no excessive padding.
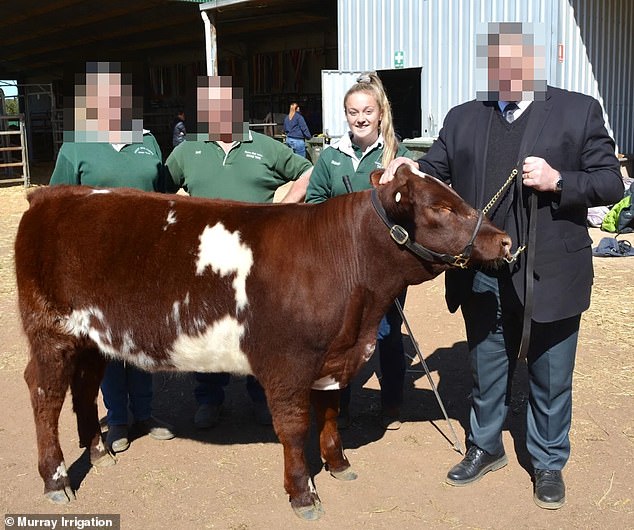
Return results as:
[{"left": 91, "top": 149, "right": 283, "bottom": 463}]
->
[{"left": 305, "top": 72, "right": 416, "bottom": 431}]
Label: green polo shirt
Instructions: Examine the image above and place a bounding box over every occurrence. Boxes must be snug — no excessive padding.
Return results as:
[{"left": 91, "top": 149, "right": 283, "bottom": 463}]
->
[
  {"left": 49, "top": 133, "right": 164, "bottom": 192},
  {"left": 165, "top": 131, "right": 312, "bottom": 203},
  {"left": 305, "top": 135, "right": 412, "bottom": 203}
]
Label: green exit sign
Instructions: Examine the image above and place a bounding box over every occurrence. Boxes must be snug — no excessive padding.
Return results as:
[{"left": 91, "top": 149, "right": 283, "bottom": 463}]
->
[{"left": 394, "top": 50, "right": 405, "bottom": 69}]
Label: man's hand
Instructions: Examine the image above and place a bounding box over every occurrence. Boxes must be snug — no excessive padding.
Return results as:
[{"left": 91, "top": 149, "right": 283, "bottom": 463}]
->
[
  {"left": 522, "top": 156, "right": 560, "bottom": 192},
  {"left": 280, "top": 168, "right": 312, "bottom": 203},
  {"left": 379, "top": 157, "right": 419, "bottom": 184}
]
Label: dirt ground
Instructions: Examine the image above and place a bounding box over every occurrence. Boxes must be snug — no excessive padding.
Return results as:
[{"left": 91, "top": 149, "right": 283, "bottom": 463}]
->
[{"left": 1, "top": 172, "right": 633, "bottom": 529}]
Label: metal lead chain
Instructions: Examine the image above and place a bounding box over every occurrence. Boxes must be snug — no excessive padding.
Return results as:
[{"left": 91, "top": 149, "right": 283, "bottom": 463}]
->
[
  {"left": 482, "top": 168, "right": 518, "bottom": 215},
  {"left": 481, "top": 168, "right": 525, "bottom": 263}
]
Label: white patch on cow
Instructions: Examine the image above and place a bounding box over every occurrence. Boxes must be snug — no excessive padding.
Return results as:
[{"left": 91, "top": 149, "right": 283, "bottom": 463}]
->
[
  {"left": 195, "top": 223, "right": 253, "bottom": 312},
  {"left": 63, "top": 307, "right": 105, "bottom": 337},
  {"left": 37, "top": 387, "right": 45, "bottom": 397},
  {"left": 121, "top": 331, "right": 136, "bottom": 356},
  {"left": 308, "top": 477, "right": 317, "bottom": 494},
  {"left": 169, "top": 315, "right": 252, "bottom": 374},
  {"left": 63, "top": 307, "right": 157, "bottom": 369},
  {"left": 311, "top": 375, "right": 341, "bottom": 391},
  {"left": 164, "top": 209, "right": 177, "bottom": 230},
  {"left": 395, "top": 191, "right": 401, "bottom": 203},
  {"left": 90, "top": 189, "right": 111, "bottom": 195},
  {"left": 184, "top": 292, "right": 190, "bottom": 306},
  {"left": 411, "top": 168, "right": 427, "bottom": 179},
  {"left": 193, "top": 317, "right": 207, "bottom": 332},
  {"left": 52, "top": 463, "right": 67, "bottom": 481},
  {"left": 91, "top": 328, "right": 156, "bottom": 367},
  {"left": 363, "top": 342, "right": 376, "bottom": 362},
  {"left": 96, "top": 438, "right": 106, "bottom": 453},
  {"left": 132, "top": 352, "right": 159, "bottom": 370},
  {"left": 171, "top": 301, "right": 183, "bottom": 335}
]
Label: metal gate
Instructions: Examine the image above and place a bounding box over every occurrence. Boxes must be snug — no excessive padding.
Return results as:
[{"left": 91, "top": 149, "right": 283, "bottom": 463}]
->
[{"left": 0, "top": 114, "right": 30, "bottom": 187}]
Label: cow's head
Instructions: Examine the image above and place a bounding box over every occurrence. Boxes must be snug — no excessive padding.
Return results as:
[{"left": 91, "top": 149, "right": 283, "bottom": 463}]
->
[{"left": 370, "top": 164, "right": 512, "bottom": 268}]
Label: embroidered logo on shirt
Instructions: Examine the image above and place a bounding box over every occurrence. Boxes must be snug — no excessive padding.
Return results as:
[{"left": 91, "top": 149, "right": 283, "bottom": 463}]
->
[
  {"left": 134, "top": 146, "right": 155, "bottom": 156},
  {"left": 245, "top": 150, "right": 263, "bottom": 161},
  {"left": 330, "top": 160, "right": 341, "bottom": 166},
  {"left": 195, "top": 150, "right": 202, "bottom": 155}
]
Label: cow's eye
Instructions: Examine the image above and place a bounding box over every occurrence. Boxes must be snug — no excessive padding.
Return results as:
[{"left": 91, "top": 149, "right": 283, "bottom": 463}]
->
[{"left": 431, "top": 205, "right": 453, "bottom": 214}]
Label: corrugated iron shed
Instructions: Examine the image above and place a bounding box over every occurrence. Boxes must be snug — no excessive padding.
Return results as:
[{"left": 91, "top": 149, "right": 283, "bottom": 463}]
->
[{"left": 332, "top": 0, "right": 633, "bottom": 153}]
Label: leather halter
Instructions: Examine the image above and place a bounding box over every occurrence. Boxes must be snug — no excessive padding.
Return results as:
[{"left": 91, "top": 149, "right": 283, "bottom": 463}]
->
[{"left": 371, "top": 188, "right": 484, "bottom": 269}]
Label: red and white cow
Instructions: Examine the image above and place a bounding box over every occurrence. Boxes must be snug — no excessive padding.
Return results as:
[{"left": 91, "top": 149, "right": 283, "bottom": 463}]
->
[{"left": 15, "top": 165, "right": 511, "bottom": 520}]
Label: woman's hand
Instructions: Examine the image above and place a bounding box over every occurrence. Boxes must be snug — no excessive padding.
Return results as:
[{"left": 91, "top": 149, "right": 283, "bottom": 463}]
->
[{"left": 379, "top": 157, "right": 419, "bottom": 184}]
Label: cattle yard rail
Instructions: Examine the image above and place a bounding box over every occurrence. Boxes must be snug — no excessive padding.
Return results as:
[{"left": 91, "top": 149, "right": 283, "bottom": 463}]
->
[{"left": 0, "top": 114, "right": 30, "bottom": 187}]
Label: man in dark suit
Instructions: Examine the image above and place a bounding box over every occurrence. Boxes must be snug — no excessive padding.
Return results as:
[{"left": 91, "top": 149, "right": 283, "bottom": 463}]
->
[{"left": 382, "top": 22, "right": 623, "bottom": 509}]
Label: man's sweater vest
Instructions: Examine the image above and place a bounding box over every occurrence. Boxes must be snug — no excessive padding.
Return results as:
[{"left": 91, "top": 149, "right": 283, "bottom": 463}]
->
[{"left": 484, "top": 106, "right": 531, "bottom": 230}]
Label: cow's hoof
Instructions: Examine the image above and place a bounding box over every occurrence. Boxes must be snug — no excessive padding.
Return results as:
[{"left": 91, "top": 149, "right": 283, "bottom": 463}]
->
[
  {"left": 45, "top": 486, "right": 75, "bottom": 504},
  {"left": 292, "top": 500, "right": 325, "bottom": 521},
  {"left": 329, "top": 465, "right": 358, "bottom": 481},
  {"left": 91, "top": 451, "right": 116, "bottom": 467}
]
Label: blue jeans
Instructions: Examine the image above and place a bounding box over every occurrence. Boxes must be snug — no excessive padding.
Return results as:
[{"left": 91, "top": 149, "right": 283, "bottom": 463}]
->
[
  {"left": 341, "top": 290, "right": 407, "bottom": 410},
  {"left": 101, "top": 360, "right": 153, "bottom": 426},
  {"left": 462, "top": 270, "right": 579, "bottom": 470},
  {"left": 286, "top": 137, "right": 306, "bottom": 158},
  {"left": 194, "top": 373, "right": 267, "bottom": 406}
]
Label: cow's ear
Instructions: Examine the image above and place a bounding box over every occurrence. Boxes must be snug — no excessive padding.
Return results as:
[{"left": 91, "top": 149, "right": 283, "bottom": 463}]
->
[
  {"left": 382, "top": 172, "right": 414, "bottom": 223},
  {"left": 370, "top": 169, "right": 384, "bottom": 188}
]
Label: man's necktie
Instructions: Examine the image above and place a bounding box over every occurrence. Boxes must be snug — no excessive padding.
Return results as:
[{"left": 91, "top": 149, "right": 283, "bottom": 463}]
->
[{"left": 503, "top": 102, "right": 519, "bottom": 123}]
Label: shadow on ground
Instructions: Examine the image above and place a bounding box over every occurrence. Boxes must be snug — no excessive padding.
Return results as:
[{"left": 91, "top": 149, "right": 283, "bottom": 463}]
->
[{"left": 65, "top": 335, "right": 533, "bottom": 493}]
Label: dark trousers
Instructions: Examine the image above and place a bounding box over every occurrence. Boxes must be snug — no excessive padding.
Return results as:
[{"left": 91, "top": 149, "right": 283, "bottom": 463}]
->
[
  {"left": 341, "top": 291, "right": 407, "bottom": 410},
  {"left": 101, "top": 360, "right": 153, "bottom": 425},
  {"left": 461, "top": 270, "right": 579, "bottom": 471},
  {"left": 194, "top": 373, "right": 267, "bottom": 406}
]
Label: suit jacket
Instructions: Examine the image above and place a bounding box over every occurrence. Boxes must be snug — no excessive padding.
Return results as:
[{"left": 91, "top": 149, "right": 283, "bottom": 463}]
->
[{"left": 419, "top": 86, "right": 623, "bottom": 322}]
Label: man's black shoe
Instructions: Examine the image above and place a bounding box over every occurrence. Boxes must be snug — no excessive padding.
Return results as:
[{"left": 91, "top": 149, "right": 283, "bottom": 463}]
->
[
  {"left": 534, "top": 469, "right": 565, "bottom": 509},
  {"left": 446, "top": 445, "right": 508, "bottom": 486}
]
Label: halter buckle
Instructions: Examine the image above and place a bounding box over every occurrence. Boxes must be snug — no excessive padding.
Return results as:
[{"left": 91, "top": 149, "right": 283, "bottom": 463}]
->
[
  {"left": 451, "top": 255, "right": 470, "bottom": 269},
  {"left": 390, "top": 225, "right": 409, "bottom": 245}
]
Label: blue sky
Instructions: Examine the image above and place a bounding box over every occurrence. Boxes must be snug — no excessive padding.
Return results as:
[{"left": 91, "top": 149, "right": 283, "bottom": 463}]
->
[{"left": 0, "top": 80, "right": 18, "bottom": 97}]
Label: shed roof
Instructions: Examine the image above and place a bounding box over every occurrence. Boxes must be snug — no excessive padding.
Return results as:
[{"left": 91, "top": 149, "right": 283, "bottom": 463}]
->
[{"left": 1, "top": 0, "right": 333, "bottom": 79}]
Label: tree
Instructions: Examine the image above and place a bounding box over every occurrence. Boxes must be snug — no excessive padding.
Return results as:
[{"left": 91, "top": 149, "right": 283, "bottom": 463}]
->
[{"left": 3, "top": 98, "right": 19, "bottom": 115}]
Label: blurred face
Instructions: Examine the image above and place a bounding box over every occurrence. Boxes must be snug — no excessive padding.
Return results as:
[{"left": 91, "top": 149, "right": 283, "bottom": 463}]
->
[
  {"left": 64, "top": 62, "right": 143, "bottom": 144},
  {"left": 345, "top": 91, "right": 381, "bottom": 146},
  {"left": 75, "top": 73, "right": 142, "bottom": 143},
  {"left": 197, "top": 76, "right": 246, "bottom": 142},
  {"left": 475, "top": 23, "right": 546, "bottom": 102},
  {"left": 488, "top": 33, "right": 537, "bottom": 101},
  {"left": 74, "top": 70, "right": 141, "bottom": 143}
]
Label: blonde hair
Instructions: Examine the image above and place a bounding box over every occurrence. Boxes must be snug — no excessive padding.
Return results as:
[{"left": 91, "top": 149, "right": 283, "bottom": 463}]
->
[
  {"left": 288, "top": 102, "right": 299, "bottom": 121},
  {"left": 344, "top": 72, "right": 398, "bottom": 168}
]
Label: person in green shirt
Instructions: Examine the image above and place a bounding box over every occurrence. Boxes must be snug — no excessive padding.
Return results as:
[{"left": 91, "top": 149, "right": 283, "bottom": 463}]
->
[
  {"left": 165, "top": 129, "right": 311, "bottom": 203},
  {"left": 306, "top": 72, "right": 414, "bottom": 430},
  {"left": 165, "top": 75, "right": 312, "bottom": 429},
  {"left": 50, "top": 134, "right": 164, "bottom": 190},
  {"left": 49, "top": 61, "right": 174, "bottom": 454}
]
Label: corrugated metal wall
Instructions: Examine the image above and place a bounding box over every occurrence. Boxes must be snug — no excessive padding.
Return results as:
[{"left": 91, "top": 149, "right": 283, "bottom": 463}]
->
[
  {"left": 560, "top": 0, "right": 634, "bottom": 153},
  {"left": 321, "top": 70, "right": 363, "bottom": 137},
  {"left": 333, "top": 0, "right": 633, "bottom": 153}
]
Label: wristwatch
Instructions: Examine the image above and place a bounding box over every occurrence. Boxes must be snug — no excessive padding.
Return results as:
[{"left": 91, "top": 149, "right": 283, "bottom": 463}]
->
[{"left": 555, "top": 175, "right": 563, "bottom": 192}]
